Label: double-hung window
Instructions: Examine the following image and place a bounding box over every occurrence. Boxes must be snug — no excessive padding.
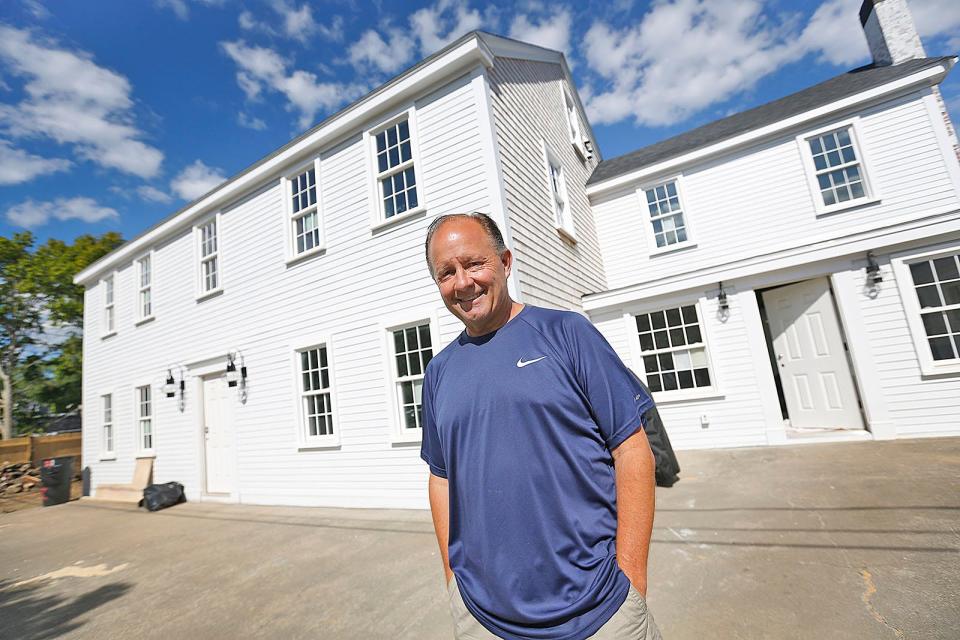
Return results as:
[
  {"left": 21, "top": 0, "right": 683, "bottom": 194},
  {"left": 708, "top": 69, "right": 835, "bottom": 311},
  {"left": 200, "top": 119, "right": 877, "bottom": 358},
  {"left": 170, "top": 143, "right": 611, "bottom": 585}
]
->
[
  {"left": 197, "top": 217, "right": 220, "bottom": 296},
  {"left": 908, "top": 252, "right": 960, "bottom": 362},
  {"left": 562, "top": 88, "right": 587, "bottom": 159},
  {"left": 800, "top": 122, "right": 875, "bottom": 213},
  {"left": 297, "top": 344, "right": 336, "bottom": 443},
  {"left": 373, "top": 118, "right": 419, "bottom": 221},
  {"left": 391, "top": 323, "right": 433, "bottom": 432},
  {"left": 102, "top": 394, "right": 114, "bottom": 457},
  {"left": 635, "top": 304, "right": 713, "bottom": 394},
  {"left": 643, "top": 180, "right": 689, "bottom": 249},
  {"left": 287, "top": 161, "right": 323, "bottom": 257},
  {"left": 137, "top": 385, "right": 153, "bottom": 453},
  {"left": 103, "top": 275, "right": 115, "bottom": 335},
  {"left": 137, "top": 255, "right": 152, "bottom": 321},
  {"left": 544, "top": 143, "right": 575, "bottom": 238}
]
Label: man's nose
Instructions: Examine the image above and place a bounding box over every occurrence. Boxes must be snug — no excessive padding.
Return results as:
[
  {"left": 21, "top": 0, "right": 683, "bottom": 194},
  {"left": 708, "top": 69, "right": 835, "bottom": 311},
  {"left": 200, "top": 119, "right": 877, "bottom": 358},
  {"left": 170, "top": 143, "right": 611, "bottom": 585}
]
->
[{"left": 452, "top": 265, "right": 472, "bottom": 291}]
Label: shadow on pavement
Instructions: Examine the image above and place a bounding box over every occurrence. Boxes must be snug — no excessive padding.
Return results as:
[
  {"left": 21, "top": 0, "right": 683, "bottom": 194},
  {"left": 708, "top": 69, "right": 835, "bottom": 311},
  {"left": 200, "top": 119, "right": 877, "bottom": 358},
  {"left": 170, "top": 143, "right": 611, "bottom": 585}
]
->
[{"left": 0, "top": 579, "right": 133, "bottom": 640}]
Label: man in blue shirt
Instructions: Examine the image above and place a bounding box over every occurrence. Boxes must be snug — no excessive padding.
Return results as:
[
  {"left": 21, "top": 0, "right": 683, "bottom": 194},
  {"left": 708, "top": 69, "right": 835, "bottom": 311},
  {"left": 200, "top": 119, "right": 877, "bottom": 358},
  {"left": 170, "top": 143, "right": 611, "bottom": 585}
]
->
[{"left": 421, "top": 213, "right": 663, "bottom": 640}]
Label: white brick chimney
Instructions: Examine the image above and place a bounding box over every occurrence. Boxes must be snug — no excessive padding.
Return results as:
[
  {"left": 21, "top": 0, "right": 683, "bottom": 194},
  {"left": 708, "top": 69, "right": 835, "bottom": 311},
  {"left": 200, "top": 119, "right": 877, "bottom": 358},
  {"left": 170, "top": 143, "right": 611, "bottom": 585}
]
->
[{"left": 859, "top": 0, "right": 926, "bottom": 66}]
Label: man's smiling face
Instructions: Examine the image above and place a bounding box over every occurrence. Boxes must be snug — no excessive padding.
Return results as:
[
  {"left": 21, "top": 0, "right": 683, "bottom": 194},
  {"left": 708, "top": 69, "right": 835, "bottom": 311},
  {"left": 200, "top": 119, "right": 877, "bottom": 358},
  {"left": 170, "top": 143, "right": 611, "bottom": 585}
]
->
[{"left": 428, "top": 217, "right": 513, "bottom": 337}]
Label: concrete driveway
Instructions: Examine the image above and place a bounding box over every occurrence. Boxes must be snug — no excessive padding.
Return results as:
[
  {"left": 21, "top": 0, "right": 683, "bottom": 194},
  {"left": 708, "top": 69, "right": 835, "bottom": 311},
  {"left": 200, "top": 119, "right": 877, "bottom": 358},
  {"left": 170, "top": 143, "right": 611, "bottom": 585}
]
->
[{"left": 2, "top": 438, "right": 958, "bottom": 639}]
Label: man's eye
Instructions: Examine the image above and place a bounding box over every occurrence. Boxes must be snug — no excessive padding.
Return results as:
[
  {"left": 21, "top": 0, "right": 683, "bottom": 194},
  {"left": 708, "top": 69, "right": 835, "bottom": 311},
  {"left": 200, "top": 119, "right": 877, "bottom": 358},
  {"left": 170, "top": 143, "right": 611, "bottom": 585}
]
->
[{"left": 468, "top": 262, "right": 484, "bottom": 269}]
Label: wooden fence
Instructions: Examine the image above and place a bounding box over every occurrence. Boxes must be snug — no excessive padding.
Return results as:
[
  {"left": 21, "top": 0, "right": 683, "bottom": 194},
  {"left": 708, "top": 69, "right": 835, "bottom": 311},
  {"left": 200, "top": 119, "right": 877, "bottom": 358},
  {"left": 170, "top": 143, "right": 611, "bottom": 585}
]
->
[{"left": 0, "top": 433, "right": 82, "bottom": 468}]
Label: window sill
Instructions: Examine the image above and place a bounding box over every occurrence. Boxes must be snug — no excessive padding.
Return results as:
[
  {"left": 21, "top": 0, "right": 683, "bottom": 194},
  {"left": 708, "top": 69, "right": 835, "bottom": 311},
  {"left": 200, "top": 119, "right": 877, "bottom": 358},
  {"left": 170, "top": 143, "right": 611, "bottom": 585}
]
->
[
  {"left": 815, "top": 196, "right": 881, "bottom": 217},
  {"left": 285, "top": 245, "right": 327, "bottom": 267},
  {"left": 298, "top": 438, "right": 341, "bottom": 451},
  {"left": 652, "top": 389, "right": 724, "bottom": 405},
  {"left": 918, "top": 360, "right": 960, "bottom": 378},
  {"left": 649, "top": 241, "right": 697, "bottom": 258},
  {"left": 99, "top": 454, "right": 116, "bottom": 462},
  {"left": 136, "top": 452, "right": 156, "bottom": 459},
  {"left": 101, "top": 331, "right": 117, "bottom": 340},
  {"left": 370, "top": 206, "right": 426, "bottom": 234},
  {"left": 391, "top": 430, "right": 423, "bottom": 445},
  {"left": 556, "top": 226, "right": 577, "bottom": 244},
  {"left": 196, "top": 288, "right": 224, "bottom": 303},
  {"left": 135, "top": 316, "right": 155, "bottom": 327},
  {"left": 572, "top": 139, "right": 589, "bottom": 162}
]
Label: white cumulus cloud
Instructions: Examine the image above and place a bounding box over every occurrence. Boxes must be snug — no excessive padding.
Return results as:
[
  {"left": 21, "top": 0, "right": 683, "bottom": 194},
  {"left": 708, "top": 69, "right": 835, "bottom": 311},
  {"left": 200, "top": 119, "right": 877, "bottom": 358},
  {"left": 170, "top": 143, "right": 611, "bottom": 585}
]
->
[
  {"left": 170, "top": 160, "right": 227, "bottom": 201},
  {"left": 155, "top": 0, "right": 225, "bottom": 21},
  {"left": 0, "top": 139, "right": 71, "bottom": 185},
  {"left": 137, "top": 185, "right": 173, "bottom": 203},
  {"left": 6, "top": 197, "right": 118, "bottom": 228},
  {"left": 0, "top": 25, "right": 163, "bottom": 178},
  {"left": 348, "top": 28, "right": 417, "bottom": 74},
  {"left": 237, "top": 112, "right": 267, "bottom": 130},
  {"left": 221, "top": 40, "right": 366, "bottom": 129},
  {"left": 410, "top": 0, "right": 484, "bottom": 55},
  {"left": 508, "top": 8, "right": 572, "bottom": 55}
]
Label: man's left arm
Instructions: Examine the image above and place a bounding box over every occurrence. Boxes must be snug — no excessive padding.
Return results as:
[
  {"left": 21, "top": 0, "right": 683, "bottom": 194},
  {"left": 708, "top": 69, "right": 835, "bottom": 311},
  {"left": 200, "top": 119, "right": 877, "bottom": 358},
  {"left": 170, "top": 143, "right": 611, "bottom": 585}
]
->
[{"left": 611, "top": 426, "right": 656, "bottom": 598}]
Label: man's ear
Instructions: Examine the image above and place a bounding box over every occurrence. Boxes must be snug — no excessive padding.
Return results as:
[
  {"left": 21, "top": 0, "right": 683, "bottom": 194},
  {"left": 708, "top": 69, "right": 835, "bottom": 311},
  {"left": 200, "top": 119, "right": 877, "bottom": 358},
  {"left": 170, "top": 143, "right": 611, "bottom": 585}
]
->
[{"left": 500, "top": 249, "right": 513, "bottom": 278}]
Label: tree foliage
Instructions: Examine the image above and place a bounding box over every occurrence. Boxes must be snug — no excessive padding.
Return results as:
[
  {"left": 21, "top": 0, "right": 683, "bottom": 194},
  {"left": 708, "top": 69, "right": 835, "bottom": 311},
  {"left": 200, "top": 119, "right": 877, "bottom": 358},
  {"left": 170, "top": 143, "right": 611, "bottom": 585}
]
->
[{"left": 0, "top": 231, "right": 122, "bottom": 438}]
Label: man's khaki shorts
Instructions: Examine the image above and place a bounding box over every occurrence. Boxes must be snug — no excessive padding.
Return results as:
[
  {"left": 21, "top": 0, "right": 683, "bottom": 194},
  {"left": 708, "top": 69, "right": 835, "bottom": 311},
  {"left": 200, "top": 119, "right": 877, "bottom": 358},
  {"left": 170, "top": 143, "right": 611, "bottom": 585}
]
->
[{"left": 446, "top": 579, "right": 663, "bottom": 640}]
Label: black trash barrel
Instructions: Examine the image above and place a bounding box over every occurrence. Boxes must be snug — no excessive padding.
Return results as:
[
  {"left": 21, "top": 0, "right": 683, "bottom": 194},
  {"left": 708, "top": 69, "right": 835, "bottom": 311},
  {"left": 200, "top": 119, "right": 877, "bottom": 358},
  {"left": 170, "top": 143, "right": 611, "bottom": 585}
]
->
[{"left": 40, "top": 456, "right": 74, "bottom": 506}]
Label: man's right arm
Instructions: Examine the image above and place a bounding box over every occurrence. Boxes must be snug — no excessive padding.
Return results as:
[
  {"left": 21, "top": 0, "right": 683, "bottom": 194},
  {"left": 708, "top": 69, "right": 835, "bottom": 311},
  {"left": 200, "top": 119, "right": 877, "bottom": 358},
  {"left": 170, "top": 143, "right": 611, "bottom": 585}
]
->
[{"left": 428, "top": 472, "right": 454, "bottom": 585}]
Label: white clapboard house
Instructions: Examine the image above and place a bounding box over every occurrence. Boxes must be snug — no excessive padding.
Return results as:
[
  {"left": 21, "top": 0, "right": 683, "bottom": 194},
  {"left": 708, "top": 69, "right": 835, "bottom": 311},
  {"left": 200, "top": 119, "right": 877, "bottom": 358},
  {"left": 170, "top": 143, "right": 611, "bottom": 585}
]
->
[{"left": 76, "top": 0, "right": 960, "bottom": 508}]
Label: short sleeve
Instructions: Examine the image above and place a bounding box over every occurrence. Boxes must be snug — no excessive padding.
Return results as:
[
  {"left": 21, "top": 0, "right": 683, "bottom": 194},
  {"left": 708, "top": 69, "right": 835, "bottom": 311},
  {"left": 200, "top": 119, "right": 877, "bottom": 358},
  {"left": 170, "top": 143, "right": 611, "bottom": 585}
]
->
[
  {"left": 564, "top": 314, "right": 654, "bottom": 451},
  {"left": 419, "top": 364, "right": 447, "bottom": 478}
]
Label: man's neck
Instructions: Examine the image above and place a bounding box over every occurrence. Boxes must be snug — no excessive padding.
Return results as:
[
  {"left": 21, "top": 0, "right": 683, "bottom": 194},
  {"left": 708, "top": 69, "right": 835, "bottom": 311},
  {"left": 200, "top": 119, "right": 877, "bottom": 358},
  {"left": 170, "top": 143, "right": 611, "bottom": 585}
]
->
[{"left": 464, "top": 300, "right": 524, "bottom": 337}]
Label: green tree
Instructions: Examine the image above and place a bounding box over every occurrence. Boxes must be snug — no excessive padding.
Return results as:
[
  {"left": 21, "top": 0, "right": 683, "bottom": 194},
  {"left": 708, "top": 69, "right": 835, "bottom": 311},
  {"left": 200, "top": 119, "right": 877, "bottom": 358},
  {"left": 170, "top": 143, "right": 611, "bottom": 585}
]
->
[
  {"left": 0, "top": 232, "right": 122, "bottom": 438},
  {"left": 0, "top": 232, "right": 41, "bottom": 440}
]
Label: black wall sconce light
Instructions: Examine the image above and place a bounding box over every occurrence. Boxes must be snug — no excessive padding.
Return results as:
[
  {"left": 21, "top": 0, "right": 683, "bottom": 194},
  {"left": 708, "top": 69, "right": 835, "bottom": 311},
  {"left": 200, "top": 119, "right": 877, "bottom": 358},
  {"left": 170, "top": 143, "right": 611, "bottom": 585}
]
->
[
  {"left": 718, "top": 282, "right": 730, "bottom": 313},
  {"left": 226, "top": 351, "right": 249, "bottom": 403},
  {"left": 866, "top": 251, "right": 883, "bottom": 285},
  {"left": 163, "top": 366, "right": 186, "bottom": 412}
]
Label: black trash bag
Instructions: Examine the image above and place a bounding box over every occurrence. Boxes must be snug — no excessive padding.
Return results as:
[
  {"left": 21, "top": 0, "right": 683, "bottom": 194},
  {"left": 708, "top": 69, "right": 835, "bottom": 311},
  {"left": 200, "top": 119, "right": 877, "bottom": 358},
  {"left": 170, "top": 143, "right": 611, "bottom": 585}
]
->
[
  {"left": 140, "top": 482, "right": 186, "bottom": 512},
  {"left": 631, "top": 371, "right": 681, "bottom": 487}
]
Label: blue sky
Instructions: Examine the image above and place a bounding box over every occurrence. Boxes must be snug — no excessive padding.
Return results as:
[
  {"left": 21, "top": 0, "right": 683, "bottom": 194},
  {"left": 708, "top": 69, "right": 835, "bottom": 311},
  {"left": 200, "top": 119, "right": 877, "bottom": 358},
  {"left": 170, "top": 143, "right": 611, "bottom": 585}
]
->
[{"left": 1, "top": 0, "right": 958, "bottom": 246}]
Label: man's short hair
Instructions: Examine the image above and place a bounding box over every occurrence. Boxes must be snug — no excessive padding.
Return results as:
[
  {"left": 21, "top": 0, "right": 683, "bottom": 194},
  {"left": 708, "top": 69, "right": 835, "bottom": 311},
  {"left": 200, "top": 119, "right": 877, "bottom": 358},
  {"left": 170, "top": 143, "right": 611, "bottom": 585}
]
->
[{"left": 424, "top": 212, "right": 507, "bottom": 278}]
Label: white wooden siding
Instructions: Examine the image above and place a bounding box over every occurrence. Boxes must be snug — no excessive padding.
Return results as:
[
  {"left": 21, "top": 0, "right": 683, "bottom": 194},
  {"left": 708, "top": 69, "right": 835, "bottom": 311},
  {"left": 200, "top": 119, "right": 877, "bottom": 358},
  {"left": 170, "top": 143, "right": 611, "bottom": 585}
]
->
[
  {"left": 590, "top": 287, "right": 770, "bottom": 450},
  {"left": 853, "top": 249, "right": 960, "bottom": 438},
  {"left": 81, "top": 71, "right": 492, "bottom": 509},
  {"left": 487, "top": 58, "right": 607, "bottom": 310},
  {"left": 593, "top": 89, "right": 960, "bottom": 292}
]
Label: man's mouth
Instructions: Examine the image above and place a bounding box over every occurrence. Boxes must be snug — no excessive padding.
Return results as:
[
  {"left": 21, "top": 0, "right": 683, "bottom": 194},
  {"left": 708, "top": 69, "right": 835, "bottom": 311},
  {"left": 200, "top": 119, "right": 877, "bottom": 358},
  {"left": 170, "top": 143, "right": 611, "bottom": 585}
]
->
[{"left": 457, "top": 292, "right": 484, "bottom": 310}]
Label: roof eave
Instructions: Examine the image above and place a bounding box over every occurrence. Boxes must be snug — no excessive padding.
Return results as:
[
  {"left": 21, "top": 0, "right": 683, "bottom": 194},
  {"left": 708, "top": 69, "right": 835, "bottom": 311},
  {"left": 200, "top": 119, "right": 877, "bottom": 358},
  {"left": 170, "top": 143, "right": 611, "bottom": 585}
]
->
[{"left": 585, "top": 58, "right": 955, "bottom": 199}]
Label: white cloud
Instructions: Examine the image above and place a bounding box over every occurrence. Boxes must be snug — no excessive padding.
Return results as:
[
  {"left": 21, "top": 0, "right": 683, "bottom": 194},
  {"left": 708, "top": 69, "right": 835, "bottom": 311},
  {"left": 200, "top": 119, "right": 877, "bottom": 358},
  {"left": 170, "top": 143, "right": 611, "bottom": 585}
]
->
[
  {"left": 136, "top": 185, "right": 173, "bottom": 203},
  {"left": 0, "top": 139, "right": 71, "bottom": 185},
  {"left": 348, "top": 28, "right": 417, "bottom": 74},
  {"left": 0, "top": 25, "right": 163, "bottom": 178},
  {"left": 508, "top": 8, "right": 572, "bottom": 55},
  {"left": 410, "top": 0, "right": 484, "bottom": 55},
  {"left": 22, "top": 0, "right": 51, "bottom": 20},
  {"left": 584, "top": 0, "right": 799, "bottom": 127},
  {"left": 221, "top": 40, "right": 366, "bottom": 129},
  {"left": 6, "top": 197, "right": 118, "bottom": 228},
  {"left": 237, "top": 111, "right": 267, "bottom": 130},
  {"left": 155, "top": 0, "right": 224, "bottom": 21},
  {"left": 170, "top": 160, "right": 227, "bottom": 200}
]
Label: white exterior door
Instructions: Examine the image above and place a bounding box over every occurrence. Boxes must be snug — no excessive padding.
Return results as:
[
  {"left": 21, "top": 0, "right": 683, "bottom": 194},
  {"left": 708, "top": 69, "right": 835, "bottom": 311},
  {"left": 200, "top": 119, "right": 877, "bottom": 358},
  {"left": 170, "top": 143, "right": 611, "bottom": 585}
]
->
[
  {"left": 203, "top": 376, "right": 235, "bottom": 494},
  {"left": 762, "top": 278, "right": 863, "bottom": 430}
]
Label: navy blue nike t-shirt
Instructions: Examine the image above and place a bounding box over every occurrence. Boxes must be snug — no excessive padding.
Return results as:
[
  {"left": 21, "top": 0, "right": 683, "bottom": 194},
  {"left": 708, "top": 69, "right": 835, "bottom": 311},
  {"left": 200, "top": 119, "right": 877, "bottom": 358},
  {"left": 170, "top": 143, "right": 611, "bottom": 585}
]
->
[{"left": 420, "top": 305, "right": 653, "bottom": 640}]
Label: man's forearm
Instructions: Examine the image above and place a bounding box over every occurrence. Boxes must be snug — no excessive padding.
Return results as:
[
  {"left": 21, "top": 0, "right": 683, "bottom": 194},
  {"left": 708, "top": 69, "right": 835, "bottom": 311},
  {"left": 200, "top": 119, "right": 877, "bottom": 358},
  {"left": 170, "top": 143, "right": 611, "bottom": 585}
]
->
[
  {"left": 612, "top": 427, "right": 656, "bottom": 596},
  {"left": 428, "top": 472, "right": 454, "bottom": 584}
]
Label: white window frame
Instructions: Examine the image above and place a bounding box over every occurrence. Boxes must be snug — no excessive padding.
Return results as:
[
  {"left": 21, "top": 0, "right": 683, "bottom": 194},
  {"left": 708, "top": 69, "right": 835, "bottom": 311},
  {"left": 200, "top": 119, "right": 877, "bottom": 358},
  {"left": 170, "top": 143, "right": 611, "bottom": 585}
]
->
[
  {"left": 365, "top": 106, "right": 426, "bottom": 231},
  {"left": 291, "top": 333, "right": 340, "bottom": 449},
  {"left": 135, "top": 383, "right": 155, "bottom": 456},
  {"left": 542, "top": 141, "right": 576, "bottom": 241},
  {"left": 797, "top": 117, "right": 880, "bottom": 216},
  {"left": 624, "top": 298, "right": 722, "bottom": 404},
  {"left": 382, "top": 310, "right": 440, "bottom": 444},
  {"left": 636, "top": 175, "right": 697, "bottom": 256},
  {"left": 101, "top": 393, "right": 115, "bottom": 460},
  {"left": 560, "top": 85, "right": 588, "bottom": 160},
  {"left": 135, "top": 251, "right": 154, "bottom": 324},
  {"left": 282, "top": 157, "right": 326, "bottom": 264},
  {"left": 891, "top": 241, "right": 960, "bottom": 377},
  {"left": 194, "top": 213, "right": 223, "bottom": 300},
  {"left": 101, "top": 273, "right": 117, "bottom": 338}
]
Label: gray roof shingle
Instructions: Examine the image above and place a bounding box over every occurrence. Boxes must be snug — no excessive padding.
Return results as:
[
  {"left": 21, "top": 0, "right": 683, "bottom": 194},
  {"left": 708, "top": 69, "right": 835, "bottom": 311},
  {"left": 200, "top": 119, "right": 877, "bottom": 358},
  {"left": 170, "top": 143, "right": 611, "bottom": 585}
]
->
[{"left": 587, "top": 56, "right": 954, "bottom": 186}]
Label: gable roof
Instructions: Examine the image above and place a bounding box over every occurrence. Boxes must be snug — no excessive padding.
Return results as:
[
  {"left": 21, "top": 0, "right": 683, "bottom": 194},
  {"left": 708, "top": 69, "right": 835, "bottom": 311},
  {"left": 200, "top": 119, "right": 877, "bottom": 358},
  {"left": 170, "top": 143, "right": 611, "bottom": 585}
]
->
[{"left": 587, "top": 56, "right": 955, "bottom": 187}]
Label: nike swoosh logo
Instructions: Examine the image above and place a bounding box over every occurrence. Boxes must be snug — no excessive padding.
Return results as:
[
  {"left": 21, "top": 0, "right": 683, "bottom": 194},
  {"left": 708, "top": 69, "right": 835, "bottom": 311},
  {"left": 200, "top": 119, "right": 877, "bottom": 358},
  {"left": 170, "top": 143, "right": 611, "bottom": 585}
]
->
[{"left": 517, "top": 356, "right": 546, "bottom": 368}]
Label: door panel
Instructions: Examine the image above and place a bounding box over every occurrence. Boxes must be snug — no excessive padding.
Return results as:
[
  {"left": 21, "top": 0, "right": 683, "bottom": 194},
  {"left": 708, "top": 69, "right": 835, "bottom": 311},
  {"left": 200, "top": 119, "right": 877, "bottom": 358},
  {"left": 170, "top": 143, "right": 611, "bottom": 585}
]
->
[
  {"left": 203, "top": 376, "right": 235, "bottom": 494},
  {"left": 762, "top": 278, "right": 863, "bottom": 430}
]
